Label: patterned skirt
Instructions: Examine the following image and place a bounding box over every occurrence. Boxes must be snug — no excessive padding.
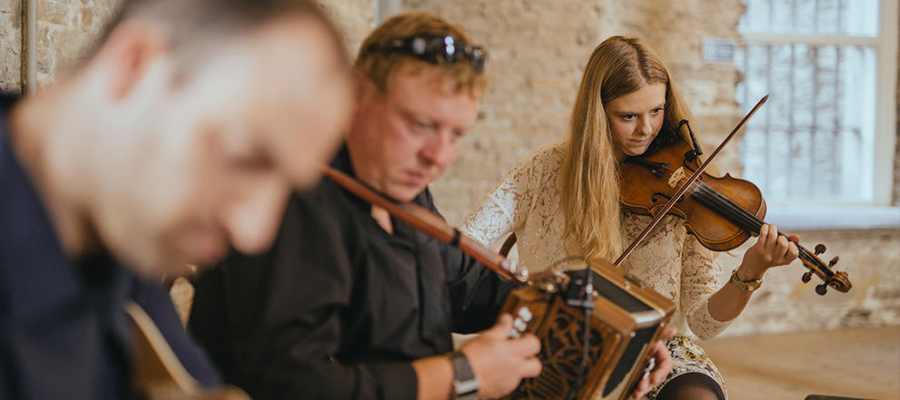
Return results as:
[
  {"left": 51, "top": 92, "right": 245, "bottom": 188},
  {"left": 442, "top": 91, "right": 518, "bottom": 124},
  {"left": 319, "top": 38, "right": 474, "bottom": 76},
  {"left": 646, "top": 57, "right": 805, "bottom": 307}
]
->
[{"left": 647, "top": 336, "right": 727, "bottom": 399}]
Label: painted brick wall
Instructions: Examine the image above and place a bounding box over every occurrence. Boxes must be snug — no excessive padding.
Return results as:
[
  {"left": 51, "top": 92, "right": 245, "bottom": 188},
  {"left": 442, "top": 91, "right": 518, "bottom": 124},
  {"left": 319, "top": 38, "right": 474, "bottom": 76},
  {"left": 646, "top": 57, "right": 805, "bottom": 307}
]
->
[
  {"left": 399, "top": 0, "right": 900, "bottom": 336},
  {"left": 401, "top": 0, "right": 746, "bottom": 225},
  {"left": 0, "top": 0, "right": 896, "bottom": 336}
]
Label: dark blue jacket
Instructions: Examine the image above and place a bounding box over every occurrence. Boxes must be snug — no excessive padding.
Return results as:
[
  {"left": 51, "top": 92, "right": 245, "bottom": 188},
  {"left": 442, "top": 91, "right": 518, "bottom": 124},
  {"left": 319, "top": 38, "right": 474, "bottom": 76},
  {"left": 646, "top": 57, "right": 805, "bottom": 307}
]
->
[{"left": 0, "top": 94, "right": 220, "bottom": 400}]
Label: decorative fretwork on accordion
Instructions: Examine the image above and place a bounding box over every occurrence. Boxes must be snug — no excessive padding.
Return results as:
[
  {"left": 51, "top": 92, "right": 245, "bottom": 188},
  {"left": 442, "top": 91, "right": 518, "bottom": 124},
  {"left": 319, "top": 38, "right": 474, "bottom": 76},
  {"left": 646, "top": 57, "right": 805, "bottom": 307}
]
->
[{"left": 501, "top": 259, "right": 675, "bottom": 400}]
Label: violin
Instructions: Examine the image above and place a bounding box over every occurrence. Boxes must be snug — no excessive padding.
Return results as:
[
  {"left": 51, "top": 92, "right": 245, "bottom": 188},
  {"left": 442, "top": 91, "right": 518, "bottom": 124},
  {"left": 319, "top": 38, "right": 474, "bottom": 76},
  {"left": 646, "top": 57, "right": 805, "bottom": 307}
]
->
[{"left": 618, "top": 120, "right": 851, "bottom": 295}]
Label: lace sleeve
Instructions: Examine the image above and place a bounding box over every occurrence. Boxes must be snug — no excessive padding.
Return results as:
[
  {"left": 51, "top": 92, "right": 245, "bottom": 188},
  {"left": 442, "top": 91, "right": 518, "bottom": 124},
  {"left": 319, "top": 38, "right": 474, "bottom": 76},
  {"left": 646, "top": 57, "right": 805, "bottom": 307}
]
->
[
  {"left": 459, "top": 152, "right": 541, "bottom": 247},
  {"left": 680, "top": 235, "right": 732, "bottom": 340}
]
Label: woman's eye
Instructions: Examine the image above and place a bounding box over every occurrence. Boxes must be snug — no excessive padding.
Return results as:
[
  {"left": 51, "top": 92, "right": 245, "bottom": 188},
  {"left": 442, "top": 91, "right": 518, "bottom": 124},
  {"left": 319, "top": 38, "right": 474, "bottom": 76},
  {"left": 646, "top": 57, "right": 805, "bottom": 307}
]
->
[
  {"left": 651, "top": 107, "right": 664, "bottom": 115},
  {"left": 621, "top": 114, "right": 636, "bottom": 121}
]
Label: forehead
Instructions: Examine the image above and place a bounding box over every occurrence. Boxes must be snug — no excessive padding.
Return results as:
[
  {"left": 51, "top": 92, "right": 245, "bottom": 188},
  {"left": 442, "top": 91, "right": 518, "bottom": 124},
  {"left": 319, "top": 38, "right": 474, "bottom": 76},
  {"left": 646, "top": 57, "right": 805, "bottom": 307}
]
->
[
  {"left": 242, "top": 16, "right": 343, "bottom": 95},
  {"left": 606, "top": 83, "right": 667, "bottom": 111},
  {"left": 382, "top": 64, "right": 479, "bottom": 121},
  {"left": 190, "top": 15, "right": 349, "bottom": 181}
]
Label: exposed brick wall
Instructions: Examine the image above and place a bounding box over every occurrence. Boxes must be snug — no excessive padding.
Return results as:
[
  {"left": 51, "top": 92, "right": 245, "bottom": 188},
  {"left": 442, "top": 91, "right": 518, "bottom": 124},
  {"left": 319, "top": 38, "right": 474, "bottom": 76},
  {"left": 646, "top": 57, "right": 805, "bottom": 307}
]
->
[
  {"left": 319, "top": 0, "right": 374, "bottom": 60},
  {"left": 0, "top": 0, "right": 896, "bottom": 336},
  {"left": 34, "top": 0, "right": 120, "bottom": 89},
  {"left": 5, "top": 0, "right": 371, "bottom": 91},
  {"left": 0, "top": 0, "right": 22, "bottom": 93},
  {"left": 719, "top": 228, "right": 900, "bottom": 336},
  {"left": 402, "top": 0, "right": 746, "bottom": 225},
  {"left": 400, "top": 0, "right": 899, "bottom": 335}
]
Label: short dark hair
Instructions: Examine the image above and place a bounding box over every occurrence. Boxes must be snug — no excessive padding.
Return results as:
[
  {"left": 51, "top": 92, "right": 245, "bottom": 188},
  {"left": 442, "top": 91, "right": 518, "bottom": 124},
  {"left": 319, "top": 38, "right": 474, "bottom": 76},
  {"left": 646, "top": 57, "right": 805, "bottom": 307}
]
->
[{"left": 89, "top": 0, "right": 347, "bottom": 69}]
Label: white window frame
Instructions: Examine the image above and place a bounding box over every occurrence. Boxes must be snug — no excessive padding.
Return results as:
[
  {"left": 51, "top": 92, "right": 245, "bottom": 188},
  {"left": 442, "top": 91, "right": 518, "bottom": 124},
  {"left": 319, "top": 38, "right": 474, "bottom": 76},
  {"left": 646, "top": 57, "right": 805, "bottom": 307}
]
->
[
  {"left": 736, "top": 0, "right": 899, "bottom": 229},
  {"left": 873, "top": 0, "right": 899, "bottom": 206}
]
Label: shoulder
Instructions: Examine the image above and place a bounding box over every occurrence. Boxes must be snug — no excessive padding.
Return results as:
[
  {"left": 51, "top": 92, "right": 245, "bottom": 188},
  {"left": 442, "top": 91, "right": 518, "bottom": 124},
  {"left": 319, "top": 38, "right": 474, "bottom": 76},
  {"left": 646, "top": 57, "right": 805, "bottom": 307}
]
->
[
  {"left": 502, "top": 142, "right": 566, "bottom": 185},
  {"left": 520, "top": 142, "right": 566, "bottom": 168}
]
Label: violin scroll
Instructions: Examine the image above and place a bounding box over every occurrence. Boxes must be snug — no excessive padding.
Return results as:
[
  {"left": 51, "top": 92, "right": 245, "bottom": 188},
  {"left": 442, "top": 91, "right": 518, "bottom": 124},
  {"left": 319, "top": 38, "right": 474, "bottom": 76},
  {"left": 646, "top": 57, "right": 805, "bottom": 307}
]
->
[{"left": 797, "top": 243, "right": 851, "bottom": 295}]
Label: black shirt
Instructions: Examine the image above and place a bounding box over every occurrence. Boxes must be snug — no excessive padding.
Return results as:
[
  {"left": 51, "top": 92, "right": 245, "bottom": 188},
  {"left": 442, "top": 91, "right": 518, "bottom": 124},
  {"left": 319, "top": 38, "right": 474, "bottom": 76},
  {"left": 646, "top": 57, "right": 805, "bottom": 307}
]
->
[
  {"left": 189, "top": 147, "right": 516, "bottom": 400},
  {"left": 0, "top": 95, "right": 220, "bottom": 400}
]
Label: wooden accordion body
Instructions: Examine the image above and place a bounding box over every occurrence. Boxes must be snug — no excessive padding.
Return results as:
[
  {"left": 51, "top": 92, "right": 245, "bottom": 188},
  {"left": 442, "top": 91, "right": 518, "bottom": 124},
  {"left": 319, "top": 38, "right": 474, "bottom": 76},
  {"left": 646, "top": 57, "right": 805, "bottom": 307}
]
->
[{"left": 501, "top": 259, "right": 675, "bottom": 400}]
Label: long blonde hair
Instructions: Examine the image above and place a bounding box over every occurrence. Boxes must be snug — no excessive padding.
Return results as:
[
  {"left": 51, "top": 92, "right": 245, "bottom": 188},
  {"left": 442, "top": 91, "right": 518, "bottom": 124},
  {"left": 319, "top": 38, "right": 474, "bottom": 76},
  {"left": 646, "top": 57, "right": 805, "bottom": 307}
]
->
[{"left": 560, "top": 36, "right": 694, "bottom": 263}]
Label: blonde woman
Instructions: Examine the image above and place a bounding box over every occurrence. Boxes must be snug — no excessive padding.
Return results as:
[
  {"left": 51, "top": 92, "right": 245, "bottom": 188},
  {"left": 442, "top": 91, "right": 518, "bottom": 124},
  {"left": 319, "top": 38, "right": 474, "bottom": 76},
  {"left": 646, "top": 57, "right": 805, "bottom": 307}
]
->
[{"left": 460, "top": 36, "right": 800, "bottom": 400}]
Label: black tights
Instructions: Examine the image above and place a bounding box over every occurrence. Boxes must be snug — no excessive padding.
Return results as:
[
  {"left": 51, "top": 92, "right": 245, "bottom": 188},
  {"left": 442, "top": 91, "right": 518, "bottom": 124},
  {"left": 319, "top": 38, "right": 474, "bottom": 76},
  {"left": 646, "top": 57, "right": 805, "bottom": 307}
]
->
[{"left": 654, "top": 373, "right": 725, "bottom": 400}]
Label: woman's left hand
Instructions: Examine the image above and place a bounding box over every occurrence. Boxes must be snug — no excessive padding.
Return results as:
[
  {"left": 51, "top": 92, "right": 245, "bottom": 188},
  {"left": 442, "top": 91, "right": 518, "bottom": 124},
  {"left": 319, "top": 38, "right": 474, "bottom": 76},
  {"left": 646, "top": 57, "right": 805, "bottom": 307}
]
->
[
  {"left": 738, "top": 224, "right": 800, "bottom": 279},
  {"left": 629, "top": 327, "right": 676, "bottom": 400}
]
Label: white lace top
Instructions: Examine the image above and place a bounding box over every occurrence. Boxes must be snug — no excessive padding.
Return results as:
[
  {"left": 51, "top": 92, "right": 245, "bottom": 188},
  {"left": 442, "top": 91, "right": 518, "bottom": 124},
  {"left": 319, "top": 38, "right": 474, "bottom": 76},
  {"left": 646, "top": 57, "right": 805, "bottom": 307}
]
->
[{"left": 459, "top": 142, "right": 733, "bottom": 340}]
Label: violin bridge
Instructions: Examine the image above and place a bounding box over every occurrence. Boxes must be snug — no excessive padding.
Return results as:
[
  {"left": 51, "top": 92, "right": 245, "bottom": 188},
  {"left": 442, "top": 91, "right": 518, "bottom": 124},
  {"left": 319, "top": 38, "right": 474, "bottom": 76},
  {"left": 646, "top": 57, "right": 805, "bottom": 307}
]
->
[{"left": 668, "top": 167, "right": 687, "bottom": 189}]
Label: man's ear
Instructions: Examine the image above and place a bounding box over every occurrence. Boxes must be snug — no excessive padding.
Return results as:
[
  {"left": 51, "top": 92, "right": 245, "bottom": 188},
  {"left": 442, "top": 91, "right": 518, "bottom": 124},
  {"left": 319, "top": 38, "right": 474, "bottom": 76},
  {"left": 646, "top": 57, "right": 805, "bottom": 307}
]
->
[
  {"left": 98, "top": 20, "right": 169, "bottom": 101},
  {"left": 354, "top": 68, "right": 377, "bottom": 102}
]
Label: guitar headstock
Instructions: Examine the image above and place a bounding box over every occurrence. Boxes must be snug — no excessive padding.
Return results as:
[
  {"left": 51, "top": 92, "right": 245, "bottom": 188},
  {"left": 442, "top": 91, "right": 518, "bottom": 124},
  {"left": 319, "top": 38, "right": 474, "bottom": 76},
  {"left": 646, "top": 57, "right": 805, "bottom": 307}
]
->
[{"left": 798, "top": 243, "right": 852, "bottom": 295}]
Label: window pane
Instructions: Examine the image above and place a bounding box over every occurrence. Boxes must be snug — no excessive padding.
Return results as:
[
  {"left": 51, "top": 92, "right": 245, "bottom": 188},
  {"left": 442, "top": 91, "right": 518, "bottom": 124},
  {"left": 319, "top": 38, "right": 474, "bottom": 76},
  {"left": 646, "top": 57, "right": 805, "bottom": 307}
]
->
[
  {"left": 736, "top": 43, "right": 876, "bottom": 203},
  {"left": 739, "top": 0, "right": 879, "bottom": 37}
]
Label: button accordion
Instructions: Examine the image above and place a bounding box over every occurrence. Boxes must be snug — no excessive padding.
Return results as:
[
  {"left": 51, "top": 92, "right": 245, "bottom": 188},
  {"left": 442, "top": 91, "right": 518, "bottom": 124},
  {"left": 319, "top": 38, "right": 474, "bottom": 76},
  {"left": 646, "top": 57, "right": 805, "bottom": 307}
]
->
[{"left": 501, "top": 259, "right": 675, "bottom": 400}]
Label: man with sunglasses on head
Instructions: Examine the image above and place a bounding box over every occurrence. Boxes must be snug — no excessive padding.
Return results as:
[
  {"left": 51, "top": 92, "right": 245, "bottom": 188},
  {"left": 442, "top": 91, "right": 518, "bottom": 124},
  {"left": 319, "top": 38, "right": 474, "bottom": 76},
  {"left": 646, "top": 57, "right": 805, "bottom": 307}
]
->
[{"left": 188, "top": 12, "right": 541, "bottom": 400}]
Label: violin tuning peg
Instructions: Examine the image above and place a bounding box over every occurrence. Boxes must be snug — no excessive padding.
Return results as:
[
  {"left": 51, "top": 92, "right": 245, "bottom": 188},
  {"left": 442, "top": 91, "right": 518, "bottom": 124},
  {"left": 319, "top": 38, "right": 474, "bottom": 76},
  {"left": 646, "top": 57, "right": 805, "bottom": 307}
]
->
[
  {"left": 828, "top": 256, "right": 840, "bottom": 267},
  {"left": 801, "top": 271, "right": 813, "bottom": 283},
  {"left": 815, "top": 284, "right": 828, "bottom": 296},
  {"left": 814, "top": 244, "right": 827, "bottom": 255}
]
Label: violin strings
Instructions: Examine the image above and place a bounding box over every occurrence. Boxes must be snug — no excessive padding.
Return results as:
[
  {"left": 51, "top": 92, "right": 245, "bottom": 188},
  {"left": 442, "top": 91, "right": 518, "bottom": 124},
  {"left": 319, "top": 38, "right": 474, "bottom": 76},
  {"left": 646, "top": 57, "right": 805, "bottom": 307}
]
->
[
  {"left": 688, "top": 181, "right": 824, "bottom": 270},
  {"left": 629, "top": 161, "right": 833, "bottom": 275},
  {"left": 694, "top": 183, "right": 821, "bottom": 266}
]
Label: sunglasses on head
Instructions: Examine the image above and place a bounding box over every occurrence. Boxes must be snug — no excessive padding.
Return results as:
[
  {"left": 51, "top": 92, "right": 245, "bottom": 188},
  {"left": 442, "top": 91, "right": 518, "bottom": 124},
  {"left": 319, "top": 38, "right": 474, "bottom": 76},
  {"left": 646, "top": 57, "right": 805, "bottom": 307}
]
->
[{"left": 366, "top": 34, "right": 486, "bottom": 73}]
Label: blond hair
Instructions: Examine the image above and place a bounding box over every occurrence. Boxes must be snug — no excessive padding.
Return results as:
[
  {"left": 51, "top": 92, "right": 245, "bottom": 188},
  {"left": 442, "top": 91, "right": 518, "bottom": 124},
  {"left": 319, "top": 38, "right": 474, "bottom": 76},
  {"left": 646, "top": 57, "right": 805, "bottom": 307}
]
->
[
  {"left": 560, "top": 36, "right": 695, "bottom": 263},
  {"left": 355, "top": 12, "right": 488, "bottom": 98}
]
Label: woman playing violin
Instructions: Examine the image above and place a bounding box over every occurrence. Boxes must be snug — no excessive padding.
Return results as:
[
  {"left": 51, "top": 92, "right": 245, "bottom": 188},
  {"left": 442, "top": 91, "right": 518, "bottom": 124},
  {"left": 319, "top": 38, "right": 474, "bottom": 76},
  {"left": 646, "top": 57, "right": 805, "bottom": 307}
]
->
[{"left": 459, "top": 36, "right": 800, "bottom": 400}]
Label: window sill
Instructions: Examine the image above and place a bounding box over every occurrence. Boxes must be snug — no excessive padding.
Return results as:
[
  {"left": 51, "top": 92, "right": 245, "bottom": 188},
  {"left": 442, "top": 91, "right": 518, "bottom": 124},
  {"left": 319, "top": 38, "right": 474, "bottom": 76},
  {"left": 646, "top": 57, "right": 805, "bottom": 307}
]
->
[{"left": 764, "top": 205, "right": 900, "bottom": 231}]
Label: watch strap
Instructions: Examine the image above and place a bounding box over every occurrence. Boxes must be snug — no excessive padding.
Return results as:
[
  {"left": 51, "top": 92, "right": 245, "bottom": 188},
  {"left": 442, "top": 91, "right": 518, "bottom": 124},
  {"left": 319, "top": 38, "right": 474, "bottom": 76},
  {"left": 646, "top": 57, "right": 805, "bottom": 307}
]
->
[
  {"left": 447, "top": 351, "right": 479, "bottom": 400},
  {"left": 730, "top": 268, "right": 762, "bottom": 292}
]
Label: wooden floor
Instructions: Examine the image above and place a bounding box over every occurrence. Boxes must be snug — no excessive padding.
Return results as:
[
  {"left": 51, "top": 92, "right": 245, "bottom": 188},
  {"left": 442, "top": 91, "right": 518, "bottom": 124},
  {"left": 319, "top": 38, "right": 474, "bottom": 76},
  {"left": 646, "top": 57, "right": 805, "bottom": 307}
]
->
[{"left": 699, "top": 326, "right": 900, "bottom": 400}]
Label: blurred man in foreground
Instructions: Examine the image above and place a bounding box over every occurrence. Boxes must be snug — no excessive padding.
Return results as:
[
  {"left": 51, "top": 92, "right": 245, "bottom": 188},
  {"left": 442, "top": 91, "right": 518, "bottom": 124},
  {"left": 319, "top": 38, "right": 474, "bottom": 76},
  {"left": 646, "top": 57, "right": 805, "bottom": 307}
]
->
[{"left": 0, "top": 0, "right": 351, "bottom": 398}]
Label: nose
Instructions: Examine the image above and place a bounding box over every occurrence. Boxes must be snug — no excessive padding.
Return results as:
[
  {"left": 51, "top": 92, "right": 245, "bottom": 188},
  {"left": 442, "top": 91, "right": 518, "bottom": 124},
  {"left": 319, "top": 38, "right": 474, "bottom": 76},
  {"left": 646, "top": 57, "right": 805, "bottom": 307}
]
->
[
  {"left": 221, "top": 186, "right": 289, "bottom": 255},
  {"left": 638, "top": 116, "right": 653, "bottom": 136},
  {"left": 419, "top": 131, "right": 456, "bottom": 168}
]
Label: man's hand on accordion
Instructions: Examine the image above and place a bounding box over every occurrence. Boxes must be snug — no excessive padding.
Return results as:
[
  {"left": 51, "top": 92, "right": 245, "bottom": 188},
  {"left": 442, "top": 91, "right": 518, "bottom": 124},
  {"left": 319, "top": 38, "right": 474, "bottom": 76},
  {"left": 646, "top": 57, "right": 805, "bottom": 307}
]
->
[
  {"left": 629, "top": 327, "right": 677, "bottom": 400},
  {"left": 461, "top": 313, "right": 543, "bottom": 399}
]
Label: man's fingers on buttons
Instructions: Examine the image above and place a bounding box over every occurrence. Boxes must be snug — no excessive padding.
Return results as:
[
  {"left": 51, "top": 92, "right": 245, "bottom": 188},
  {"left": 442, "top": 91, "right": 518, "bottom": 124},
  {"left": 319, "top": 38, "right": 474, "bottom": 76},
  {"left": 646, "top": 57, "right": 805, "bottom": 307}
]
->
[
  {"left": 488, "top": 314, "right": 514, "bottom": 338},
  {"left": 512, "top": 334, "right": 541, "bottom": 355},
  {"left": 521, "top": 357, "right": 542, "bottom": 377}
]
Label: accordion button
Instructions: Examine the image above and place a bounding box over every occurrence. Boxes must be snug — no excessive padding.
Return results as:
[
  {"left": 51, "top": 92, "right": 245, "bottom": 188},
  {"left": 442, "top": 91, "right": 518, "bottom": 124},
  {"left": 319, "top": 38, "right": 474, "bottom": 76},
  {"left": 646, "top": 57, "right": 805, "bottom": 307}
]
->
[
  {"left": 514, "top": 318, "right": 527, "bottom": 331},
  {"left": 517, "top": 307, "right": 533, "bottom": 321}
]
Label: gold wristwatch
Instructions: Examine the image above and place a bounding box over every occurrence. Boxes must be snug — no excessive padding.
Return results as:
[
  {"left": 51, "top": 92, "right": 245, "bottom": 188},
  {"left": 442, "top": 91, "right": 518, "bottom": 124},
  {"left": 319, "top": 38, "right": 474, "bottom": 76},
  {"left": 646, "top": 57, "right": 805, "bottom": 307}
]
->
[{"left": 730, "top": 268, "right": 762, "bottom": 292}]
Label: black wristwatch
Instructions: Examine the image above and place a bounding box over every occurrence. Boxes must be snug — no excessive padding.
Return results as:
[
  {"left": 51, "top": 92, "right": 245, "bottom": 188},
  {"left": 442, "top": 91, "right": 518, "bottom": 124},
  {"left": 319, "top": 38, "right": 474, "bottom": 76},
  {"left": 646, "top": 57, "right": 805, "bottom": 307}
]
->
[{"left": 447, "top": 351, "right": 480, "bottom": 400}]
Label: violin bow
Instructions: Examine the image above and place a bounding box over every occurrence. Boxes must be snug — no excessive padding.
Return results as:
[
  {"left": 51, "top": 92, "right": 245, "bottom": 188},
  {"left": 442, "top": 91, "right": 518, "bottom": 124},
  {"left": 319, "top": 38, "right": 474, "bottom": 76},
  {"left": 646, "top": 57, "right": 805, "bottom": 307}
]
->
[
  {"left": 613, "top": 95, "right": 769, "bottom": 267},
  {"left": 322, "top": 166, "right": 528, "bottom": 283}
]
